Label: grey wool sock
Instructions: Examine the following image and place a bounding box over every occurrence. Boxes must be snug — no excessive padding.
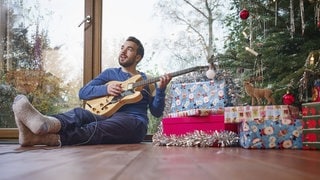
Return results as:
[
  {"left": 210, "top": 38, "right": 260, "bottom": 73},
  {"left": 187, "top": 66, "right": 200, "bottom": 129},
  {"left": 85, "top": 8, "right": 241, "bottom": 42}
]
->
[
  {"left": 15, "top": 119, "right": 61, "bottom": 147},
  {"left": 12, "top": 95, "right": 61, "bottom": 135}
]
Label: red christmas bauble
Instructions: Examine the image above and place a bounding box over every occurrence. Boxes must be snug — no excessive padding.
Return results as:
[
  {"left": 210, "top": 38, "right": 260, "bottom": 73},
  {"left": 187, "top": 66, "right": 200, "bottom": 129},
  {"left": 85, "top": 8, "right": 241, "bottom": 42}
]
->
[
  {"left": 317, "top": 21, "right": 320, "bottom": 29},
  {"left": 282, "top": 92, "right": 295, "bottom": 105},
  {"left": 239, "top": 9, "right": 249, "bottom": 20}
]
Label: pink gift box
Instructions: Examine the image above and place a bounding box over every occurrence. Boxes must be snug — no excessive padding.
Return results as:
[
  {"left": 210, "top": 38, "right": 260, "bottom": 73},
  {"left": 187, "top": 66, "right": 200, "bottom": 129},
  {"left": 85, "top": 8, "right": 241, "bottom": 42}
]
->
[{"left": 162, "top": 115, "right": 238, "bottom": 136}]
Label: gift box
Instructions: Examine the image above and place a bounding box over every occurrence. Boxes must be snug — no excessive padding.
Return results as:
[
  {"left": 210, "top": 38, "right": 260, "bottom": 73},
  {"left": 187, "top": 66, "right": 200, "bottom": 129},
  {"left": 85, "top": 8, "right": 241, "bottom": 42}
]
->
[
  {"left": 239, "top": 119, "right": 303, "bottom": 149},
  {"left": 162, "top": 115, "right": 238, "bottom": 136},
  {"left": 168, "top": 80, "right": 226, "bottom": 113},
  {"left": 301, "top": 102, "right": 320, "bottom": 150},
  {"left": 302, "top": 130, "right": 320, "bottom": 150},
  {"left": 224, "top": 105, "right": 300, "bottom": 123},
  {"left": 301, "top": 120, "right": 320, "bottom": 150},
  {"left": 301, "top": 102, "right": 320, "bottom": 116},
  {"left": 302, "top": 143, "right": 320, "bottom": 150}
]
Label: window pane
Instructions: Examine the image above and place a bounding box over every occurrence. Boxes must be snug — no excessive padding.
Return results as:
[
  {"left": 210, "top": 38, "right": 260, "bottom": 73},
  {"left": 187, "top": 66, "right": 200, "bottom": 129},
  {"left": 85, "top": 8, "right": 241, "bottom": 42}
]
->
[{"left": 0, "top": 0, "right": 84, "bottom": 128}]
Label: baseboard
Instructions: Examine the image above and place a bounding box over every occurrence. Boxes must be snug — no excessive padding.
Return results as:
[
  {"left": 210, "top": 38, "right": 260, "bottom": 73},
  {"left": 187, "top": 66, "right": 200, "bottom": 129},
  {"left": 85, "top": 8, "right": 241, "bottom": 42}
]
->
[{"left": 0, "top": 128, "right": 19, "bottom": 139}]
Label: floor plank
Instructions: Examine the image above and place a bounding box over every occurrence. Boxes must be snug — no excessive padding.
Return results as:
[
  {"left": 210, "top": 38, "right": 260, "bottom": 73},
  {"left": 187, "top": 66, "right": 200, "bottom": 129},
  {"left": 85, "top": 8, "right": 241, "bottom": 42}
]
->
[
  {"left": 0, "top": 144, "right": 147, "bottom": 180},
  {"left": 0, "top": 143, "right": 320, "bottom": 180}
]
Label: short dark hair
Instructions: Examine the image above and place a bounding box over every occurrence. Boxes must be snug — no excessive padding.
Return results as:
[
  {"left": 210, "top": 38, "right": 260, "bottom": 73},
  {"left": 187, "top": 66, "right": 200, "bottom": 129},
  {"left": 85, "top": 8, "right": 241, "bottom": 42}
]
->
[{"left": 126, "top": 36, "right": 144, "bottom": 58}]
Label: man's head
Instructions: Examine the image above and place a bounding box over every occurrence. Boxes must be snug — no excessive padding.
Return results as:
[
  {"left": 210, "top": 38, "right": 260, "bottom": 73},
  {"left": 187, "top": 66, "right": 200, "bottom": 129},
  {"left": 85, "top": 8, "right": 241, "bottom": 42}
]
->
[
  {"left": 126, "top": 36, "right": 144, "bottom": 59},
  {"left": 118, "top": 36, "right": 144, "bottom": 68}
]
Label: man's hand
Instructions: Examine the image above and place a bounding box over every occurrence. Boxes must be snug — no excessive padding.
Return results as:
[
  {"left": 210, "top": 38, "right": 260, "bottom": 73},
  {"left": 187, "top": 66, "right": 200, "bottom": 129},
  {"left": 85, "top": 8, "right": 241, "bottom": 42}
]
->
[
  {"left": 107, "top": 83, "right": 122, "bottom": 96},
  {"left": 158, "top": 74, "right": 172, "bottom": 89}
]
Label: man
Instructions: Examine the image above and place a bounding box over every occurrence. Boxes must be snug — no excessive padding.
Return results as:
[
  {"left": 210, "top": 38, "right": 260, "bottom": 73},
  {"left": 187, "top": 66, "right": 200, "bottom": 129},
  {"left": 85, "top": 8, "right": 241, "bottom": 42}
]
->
[{"left": 13, "top": 36, "right": 172, "bottom": 146}]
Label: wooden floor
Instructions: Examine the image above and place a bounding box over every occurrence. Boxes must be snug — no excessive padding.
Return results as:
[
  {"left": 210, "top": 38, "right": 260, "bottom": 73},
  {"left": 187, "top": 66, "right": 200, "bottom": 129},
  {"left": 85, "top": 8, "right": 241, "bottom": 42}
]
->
[{"left": 0, "top": 142, "right": 320, "bottom": 180}]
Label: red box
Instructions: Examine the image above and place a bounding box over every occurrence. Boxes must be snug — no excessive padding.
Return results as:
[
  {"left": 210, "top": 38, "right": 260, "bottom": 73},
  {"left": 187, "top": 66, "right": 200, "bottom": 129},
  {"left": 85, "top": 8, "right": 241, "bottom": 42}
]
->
[{"left": 162, "top": 115, "right": 238, "bottom": 136}]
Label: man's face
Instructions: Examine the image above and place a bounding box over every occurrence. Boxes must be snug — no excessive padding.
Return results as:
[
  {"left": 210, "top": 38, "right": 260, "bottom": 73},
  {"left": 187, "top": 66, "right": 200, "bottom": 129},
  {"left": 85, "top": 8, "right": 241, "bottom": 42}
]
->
[{"left": 118, "top": 41, "right": 141, "bottom": 67}]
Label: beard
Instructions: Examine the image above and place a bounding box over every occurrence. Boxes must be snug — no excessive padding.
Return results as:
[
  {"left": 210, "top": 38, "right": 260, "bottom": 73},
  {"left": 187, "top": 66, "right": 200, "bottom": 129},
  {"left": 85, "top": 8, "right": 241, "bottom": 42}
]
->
[{"left": 118, "top": 57, "right": 136, "bottom": 67}]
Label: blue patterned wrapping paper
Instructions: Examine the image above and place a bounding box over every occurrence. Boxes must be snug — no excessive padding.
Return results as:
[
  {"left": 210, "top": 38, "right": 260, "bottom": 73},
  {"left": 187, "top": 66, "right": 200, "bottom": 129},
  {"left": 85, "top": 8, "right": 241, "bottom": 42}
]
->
[
  {"left": 169, "top": 80, "right": 226, "bottom": 113},
  {"left": 239, "top": 119, "right": 303, "bottom": 149}
]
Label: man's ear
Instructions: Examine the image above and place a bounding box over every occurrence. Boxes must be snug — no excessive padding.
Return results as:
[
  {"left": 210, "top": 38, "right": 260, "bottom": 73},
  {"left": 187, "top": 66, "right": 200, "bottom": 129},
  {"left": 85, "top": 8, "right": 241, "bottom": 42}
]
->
[{"left": 136, "top": 55, "right": 142, "bottom": 64}]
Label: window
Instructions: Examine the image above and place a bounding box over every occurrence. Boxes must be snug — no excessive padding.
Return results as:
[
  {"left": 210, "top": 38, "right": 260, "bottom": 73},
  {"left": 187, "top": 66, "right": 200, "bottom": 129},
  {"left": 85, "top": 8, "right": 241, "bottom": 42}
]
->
[
  {"left": 0, "top": 0, "right": 86, "bottom": 137},
  {"left": 0, "top": 0, "right": 161, "bottom": 138}
]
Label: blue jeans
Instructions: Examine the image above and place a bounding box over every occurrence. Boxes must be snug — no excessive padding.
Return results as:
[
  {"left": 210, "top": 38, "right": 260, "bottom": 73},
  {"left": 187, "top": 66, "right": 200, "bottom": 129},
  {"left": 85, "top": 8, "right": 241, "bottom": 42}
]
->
[{"left": 52, "top": 108, "right": 147, "bottom": 146}]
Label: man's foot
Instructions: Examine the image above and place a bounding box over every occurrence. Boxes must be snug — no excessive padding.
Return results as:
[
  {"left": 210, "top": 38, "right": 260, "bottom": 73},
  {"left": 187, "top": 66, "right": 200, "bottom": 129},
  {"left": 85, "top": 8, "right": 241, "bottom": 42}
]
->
[
  {"left": 12, "top": 95, "right": 61, "bottom": 135},
  {"left": 15, "top": 119, "right": 60, "bottom": 147}
]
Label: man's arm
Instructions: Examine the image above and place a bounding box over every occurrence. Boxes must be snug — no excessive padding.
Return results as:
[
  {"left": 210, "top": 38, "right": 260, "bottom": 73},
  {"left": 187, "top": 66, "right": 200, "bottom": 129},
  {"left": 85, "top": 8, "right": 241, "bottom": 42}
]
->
[
  {"left": 148, "top": 74, "right": 172, "bottom": 117},
  {"left": 78, "top": 69, "right": 116, "bottom": 100}
]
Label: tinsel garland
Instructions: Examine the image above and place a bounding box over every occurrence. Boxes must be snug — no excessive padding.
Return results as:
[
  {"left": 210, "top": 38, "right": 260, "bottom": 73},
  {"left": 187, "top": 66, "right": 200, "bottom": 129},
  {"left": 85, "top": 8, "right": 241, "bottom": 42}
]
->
[
  {"left": 156, "top": 68, "right": 240, "bottom": 147},
  {"left": 152, "top": 124, "right": 240, "bottom": 148}
]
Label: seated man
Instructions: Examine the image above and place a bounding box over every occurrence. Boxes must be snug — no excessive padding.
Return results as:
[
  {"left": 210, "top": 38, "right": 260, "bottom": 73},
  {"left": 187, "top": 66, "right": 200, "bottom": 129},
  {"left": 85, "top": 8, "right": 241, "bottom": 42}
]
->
[{"left": 12, "top": 36, "right": 172, "bottom": 146}]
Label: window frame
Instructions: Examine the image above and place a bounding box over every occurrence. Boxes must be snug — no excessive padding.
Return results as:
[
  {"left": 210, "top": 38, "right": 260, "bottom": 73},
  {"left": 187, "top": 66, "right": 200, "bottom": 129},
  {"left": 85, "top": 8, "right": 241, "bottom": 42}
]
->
[{"left": 83, "top": 0, "right": 102, "bottom": 85}]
